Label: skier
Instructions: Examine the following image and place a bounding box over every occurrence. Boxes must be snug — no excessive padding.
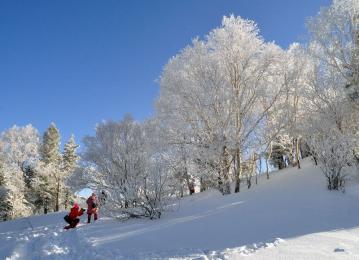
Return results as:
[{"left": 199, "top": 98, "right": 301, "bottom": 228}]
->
[
  {"left": 64, "top": 203, "right": 85, "bottom": 229},
  {"left": 86, "top": 192, "right": 98, "bottom": 223}
]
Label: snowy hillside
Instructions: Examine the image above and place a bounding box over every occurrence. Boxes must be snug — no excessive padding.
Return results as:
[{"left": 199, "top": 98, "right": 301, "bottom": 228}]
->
[{"left": 1, "top": 159, "right": 359, "bottom": 259}]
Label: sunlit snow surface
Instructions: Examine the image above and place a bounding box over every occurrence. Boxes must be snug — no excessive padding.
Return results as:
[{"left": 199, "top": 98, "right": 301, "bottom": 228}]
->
[{"left": 1, "top": 159, "right": 359, "bottom": 259}]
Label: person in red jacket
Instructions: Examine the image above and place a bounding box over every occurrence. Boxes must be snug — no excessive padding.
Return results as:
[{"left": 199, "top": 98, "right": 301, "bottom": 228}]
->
[
  {"left": 86, "top": 193, "right": 98, "bottom": 223},
  {"left": 64, "top": 203, "right": 85, "bottom": 229}
]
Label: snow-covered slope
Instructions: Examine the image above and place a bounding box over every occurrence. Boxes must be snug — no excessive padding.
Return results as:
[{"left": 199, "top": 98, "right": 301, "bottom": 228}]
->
[{"left": 1, "top": 159, "right": 359, "bottom": 259}]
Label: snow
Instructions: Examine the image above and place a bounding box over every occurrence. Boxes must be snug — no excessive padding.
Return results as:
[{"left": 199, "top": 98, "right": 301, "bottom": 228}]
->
[{"left": 1, "top": 159, "right": 359, "bottom": 259}]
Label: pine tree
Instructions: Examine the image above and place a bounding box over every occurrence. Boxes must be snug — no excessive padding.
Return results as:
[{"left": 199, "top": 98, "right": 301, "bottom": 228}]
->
[
  {"left": 36, "top": 173, "right": 53, "bottom": 214},
  {"left": 62, "top": 135, "right": 79, "bottom": 209},
  {"left": 63, "top": 135, "right": 79, "bottom": 174},
  {"left": 31, "top": 161, "right": 55, "bottom": 214},
  {"left": 23, "top": 165, "right": 37, "bottom": 213},
  {"left": 41, "top": 123, "right": 62, "bottom": 211},
  {"left": 42, "top": 123, "right": 61, "bottom": 165}
]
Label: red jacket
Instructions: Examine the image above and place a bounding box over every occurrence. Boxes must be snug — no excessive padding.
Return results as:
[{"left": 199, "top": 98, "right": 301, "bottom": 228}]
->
[
  {"left": 68, "top": 206, "right": 84, "bottom": 220},
  {"left": 86, "top": 196, "right": 98, "bottom": 214}
]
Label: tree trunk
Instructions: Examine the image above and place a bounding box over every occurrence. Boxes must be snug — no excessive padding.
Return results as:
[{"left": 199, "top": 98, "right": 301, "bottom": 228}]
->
[
  {"left": 251, "top": 153, "right": 256, "bottom": 188},
  {"left": 291, "top": 138, "right": 296, "bottom": 166},
  {"left": 296, "top": 137, "right": 301, "bottom": 169},
  {"left": 257, "top": 154, "right": 262, "bottom": 185},
  {"left": 247, "top": 179, "right": 251, "bottom": 189},
  {"left": 44, "top": 198, "right": 49, "bottom": 214},
  {"left": 234, "top": 149, "right": 242, "bottom": 193},
  {"left": 200, "top": 177, "right": 206, "bottom": 192},
  {"left": 222, "top": 146, "right": 231, "bottom": 195},
  {"left": 313, "top": 155, "right": 318, "bottom": 165},
  {"left": 266, "top": 142, "right": 272, "bottom": 179},
  {"left": 64, "top": 191, "right": 69, "bottom": 210},
  {"left": 180, "top": 182, "right": 183, "bottom": 198},
  {"left": 218, "top": 176, "right": 223, "bottom": 193},
  {"left": 278, "top": 160, "right": 285, "bottom": 170},
  {"left": 55, "top": 181, "right": 60, "bottom": 212},
  {"left": 184, "top": 171, "right": 191, "bottom": 195}
]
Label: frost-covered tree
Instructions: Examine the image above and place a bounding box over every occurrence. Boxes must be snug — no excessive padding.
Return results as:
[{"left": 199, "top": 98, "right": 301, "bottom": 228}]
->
[
  {"left": 303, "top": 0, "right": 359, "bottom": 187},
  {"left": 82, "top": 115, "right": 177, "bottom": 219},
  {"left": 306, "top": 113, "right": 356, "bottom": 190},
  {"left": 0, "top": 125, "right": 39, "bottom": 219},
  {"left": 63, "top": 135, "right": 79, "bottom": 174},
  {"left": 32, "top": 161, "right": 55, "bottom": 214},
  {"left": 62, "top": 135, "right": 79, "bottom": 209},
  {"left": 157, "top": 15, "right": 290, "bottom": 194},
  {"left": 1, "top": 125, "right": 40, "bottom": 170},
  {"left": 157, "top": 38, "right": 232, "bottom": 194},
  {"left": 41, "top": 123, "right": 63, "bottom": 211},
  {"left": 0, "top": 157, "right": 12, "bottom": 221},
  {"left": 300, "top": 49, "right": 358, "bottom": 189},
  {"left": 307, "top": 0, "right": 359, "bottom": 105},
  {"left": 269, "top": 135, "right": 292, "bottom": 170},
  {"left": 42, "top": 123, "right": 61, "bottom": 165}
]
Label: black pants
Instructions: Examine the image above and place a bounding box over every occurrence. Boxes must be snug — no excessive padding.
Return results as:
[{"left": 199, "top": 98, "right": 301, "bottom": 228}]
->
[{"left": 64, "top": 215, "right": 80, "bottom": 228}]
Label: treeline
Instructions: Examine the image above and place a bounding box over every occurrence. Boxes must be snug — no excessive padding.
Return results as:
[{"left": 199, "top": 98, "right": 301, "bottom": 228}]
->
[{"left": 0, "top": 124, "right": 78, "bottom": 221}]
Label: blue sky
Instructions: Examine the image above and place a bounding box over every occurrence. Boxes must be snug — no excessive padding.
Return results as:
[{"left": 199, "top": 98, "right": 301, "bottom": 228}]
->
[{"left": 0, "top": 0, "right": 331, "bottom": 148}]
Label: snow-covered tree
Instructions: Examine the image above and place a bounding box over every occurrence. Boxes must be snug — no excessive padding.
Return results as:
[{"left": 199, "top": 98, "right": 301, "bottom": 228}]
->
[
  {"left": 63, "top": 135, "right": 79, "bottom": 174},
  {"left": 307, "top": 0, "right": 359, "bottom": 106},
  {"left": 31, "top": 161, "right": 55, "bottom": 214},
  {"left": 157, "top": 15, "right": 291, "bottom": 194},
  {"left": 0, "top": 157, "right": 12, "bottom": 221},
  {"left": 0, "top": 125, "right": 40, "bottom": 170},
  {"left": 0, "top": 125, "right": 39, "bottom": 219},
  {"left": 300, "top": 50, "right": 358, "bottom": 189},
  {"left": 82, "top": 115, "right": 177, "bottom": 219},
  {"left": 269, "top": 135, "right": 292, "bottom": 170},
  {"left": 303, "top": 0, "right": 359, "bottom": 187},
  {"left": 62, "top": 135, "right": 79, "bottom": 209},
  {"left": 306, "top": 113, "right": 355, "bottom": 190},
  {"left": 41, "top": 123, "right": 61, "bottom": 165},
  {"left": 41, "top": 123, "right": 63, "bottom": 212}
]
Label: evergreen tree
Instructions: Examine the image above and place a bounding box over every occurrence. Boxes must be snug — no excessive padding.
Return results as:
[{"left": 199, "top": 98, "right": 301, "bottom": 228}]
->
[
  {"left": 35, "top": 172, "right": 53, "bottom": 214},
  {"left": 23, "top": 164, "right": 53, "bottom": 214},
  {"left": 41, "top": 123, "right": 62, "bottom": 211},
  {"left": 23, "top": 165, "right": 37, "bottom": 213},
  {"left": 42, "top": 123, "right": 61, "bottom": 165},
  {"left": 63, "top": 135, "right": 79, "bottom": 174},
  {"left": 62, "top": 135, "right": 79, "bottom": 209}
]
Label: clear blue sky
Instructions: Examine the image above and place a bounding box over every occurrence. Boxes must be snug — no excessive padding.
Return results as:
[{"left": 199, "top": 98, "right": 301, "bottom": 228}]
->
[{"left": 0, "top": 0, "right": 331, "bottom": 148}]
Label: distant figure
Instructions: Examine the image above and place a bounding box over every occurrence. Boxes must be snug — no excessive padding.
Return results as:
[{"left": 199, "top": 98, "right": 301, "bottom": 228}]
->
[
  {"left": 64, "top": 203, "right": 85, "bottom": 229},
  {"left": 189, "top": 181, "right": 195, "bottom": 195},
  {"left": 86, "top": 192, "right": 98, "bottom": 223}
]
